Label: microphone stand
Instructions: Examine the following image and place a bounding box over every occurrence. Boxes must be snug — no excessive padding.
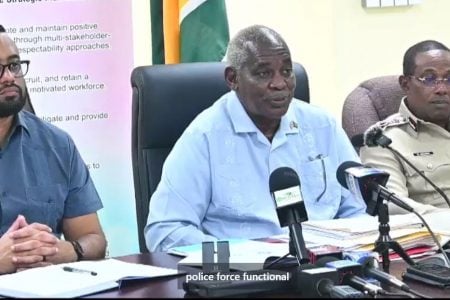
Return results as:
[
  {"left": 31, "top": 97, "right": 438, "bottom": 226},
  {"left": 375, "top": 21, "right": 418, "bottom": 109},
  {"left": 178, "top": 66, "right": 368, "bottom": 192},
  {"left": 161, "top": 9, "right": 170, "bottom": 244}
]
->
[
  {"left": 288, "top": 222, "right": 310, "bottom": 265},
  {"left": 264, "top": 222, "right": 310, "bottom": 270},
  {"left": 372, "top": 200, "right": 416, "bottom": 274}
]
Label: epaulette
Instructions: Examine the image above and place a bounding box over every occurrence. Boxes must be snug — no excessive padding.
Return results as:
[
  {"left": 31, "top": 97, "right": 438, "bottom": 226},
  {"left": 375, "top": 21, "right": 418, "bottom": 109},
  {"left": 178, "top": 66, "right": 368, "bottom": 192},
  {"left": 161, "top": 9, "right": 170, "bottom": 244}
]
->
[{"left": 376, "top": 113, "right": 408, "bottom": 131}]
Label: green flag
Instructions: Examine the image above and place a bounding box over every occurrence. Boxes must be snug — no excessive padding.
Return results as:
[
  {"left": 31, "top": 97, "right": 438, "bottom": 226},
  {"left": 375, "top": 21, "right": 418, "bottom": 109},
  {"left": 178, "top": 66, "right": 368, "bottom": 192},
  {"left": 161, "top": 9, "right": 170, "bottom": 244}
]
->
[{"left": 150, "top": 0, "right": 229, "bottom": 64}]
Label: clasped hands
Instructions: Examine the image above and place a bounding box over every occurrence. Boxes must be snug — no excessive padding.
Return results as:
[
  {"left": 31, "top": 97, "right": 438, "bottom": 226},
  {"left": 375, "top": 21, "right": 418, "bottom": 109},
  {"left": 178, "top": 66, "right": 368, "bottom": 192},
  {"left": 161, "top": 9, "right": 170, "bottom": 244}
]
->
[{"left": 0, "top": 215, "right": 58, "bottom": 274}]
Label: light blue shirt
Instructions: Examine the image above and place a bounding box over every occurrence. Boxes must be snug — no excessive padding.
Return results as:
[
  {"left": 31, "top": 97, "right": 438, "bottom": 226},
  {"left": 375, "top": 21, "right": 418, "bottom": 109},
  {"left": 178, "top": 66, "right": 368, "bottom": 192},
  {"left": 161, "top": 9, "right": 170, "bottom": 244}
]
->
[
  {"left": 145, "top": 91, "right": 366, "bottom": 252},
  {"left": 0, "top": 111, "right": 103, "bottom": 237}
]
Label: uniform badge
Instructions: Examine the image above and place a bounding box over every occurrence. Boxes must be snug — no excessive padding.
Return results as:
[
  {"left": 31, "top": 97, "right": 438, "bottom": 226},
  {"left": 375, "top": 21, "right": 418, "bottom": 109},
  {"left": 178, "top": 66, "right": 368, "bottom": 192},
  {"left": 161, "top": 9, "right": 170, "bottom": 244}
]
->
[
  {"left": 290, "top": 121, "right": 298, "bottom": 129},
  {"left": 413, "top": 151, "right": 433, "bottom": 156}
]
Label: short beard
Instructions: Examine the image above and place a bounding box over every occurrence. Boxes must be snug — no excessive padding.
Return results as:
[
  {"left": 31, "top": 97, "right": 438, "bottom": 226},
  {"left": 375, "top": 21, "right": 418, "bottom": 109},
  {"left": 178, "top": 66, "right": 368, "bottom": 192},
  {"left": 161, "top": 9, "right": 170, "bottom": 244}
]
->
[{"left": 0, "top": 88, "right": 26, "bottom": 118}]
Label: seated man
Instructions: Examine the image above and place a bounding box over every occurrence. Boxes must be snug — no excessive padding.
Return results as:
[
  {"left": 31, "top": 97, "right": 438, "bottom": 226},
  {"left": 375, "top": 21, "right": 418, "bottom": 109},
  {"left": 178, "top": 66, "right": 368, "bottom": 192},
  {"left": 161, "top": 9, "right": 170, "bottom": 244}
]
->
[
  {"left": 145, "top": 25, "right": 366, "bottom": 252},
  {"left": 361, "top": 40, "right": 450, "bottom": 214},
  {"left": 0, "top": 25, "right": 106, "bottom": 274}
]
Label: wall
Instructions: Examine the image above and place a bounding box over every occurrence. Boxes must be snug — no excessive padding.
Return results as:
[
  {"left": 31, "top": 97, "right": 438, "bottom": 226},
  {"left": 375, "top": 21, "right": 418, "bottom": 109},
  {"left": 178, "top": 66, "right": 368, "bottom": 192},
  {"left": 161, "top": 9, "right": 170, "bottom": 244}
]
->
[{"left": 132, "top": 0, "right": 450, "bottom": 122}]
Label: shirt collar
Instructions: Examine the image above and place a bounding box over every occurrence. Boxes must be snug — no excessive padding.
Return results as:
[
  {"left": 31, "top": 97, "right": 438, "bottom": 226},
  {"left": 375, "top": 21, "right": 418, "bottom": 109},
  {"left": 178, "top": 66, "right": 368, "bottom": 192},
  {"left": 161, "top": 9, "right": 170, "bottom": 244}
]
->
[
  {"left": 226, "top": 91, "right": 300, "bottom": 136},
  {"left": 399, "top": 96, "right": 420, "bottom": 132},
  {"left": 16, "top": 111, "right": 31, "bottom": 135}
]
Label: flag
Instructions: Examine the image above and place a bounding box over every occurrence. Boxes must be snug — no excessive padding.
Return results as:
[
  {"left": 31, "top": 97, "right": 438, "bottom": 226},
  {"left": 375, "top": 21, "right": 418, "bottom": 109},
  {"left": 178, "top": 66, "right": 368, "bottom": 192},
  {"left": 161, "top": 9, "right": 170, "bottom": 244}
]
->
[{"left": 150, "top": 0, "right": 229, "bottom": 64}]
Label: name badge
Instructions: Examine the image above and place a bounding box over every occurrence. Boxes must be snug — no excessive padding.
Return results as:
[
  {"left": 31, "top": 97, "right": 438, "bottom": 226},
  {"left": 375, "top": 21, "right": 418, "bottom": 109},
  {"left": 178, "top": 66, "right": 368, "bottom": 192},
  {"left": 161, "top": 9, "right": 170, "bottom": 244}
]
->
[{"left": 413, "top": 151, "right": 434, "bottom": 157}]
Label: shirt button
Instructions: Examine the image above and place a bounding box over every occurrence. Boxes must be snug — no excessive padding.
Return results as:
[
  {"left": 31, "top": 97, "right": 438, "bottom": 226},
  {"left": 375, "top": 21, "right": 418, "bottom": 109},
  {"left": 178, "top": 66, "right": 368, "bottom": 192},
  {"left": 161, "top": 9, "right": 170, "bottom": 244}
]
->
[{"left": 427, "top": 163, "right": 433, "bottom": 169}]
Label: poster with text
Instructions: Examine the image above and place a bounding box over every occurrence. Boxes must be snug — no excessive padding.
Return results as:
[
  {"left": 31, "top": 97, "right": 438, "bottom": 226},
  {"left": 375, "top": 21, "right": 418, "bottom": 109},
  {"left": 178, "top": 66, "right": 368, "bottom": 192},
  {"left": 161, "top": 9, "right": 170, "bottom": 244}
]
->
[{"left": 1, "top": 0, "right": 138, "bottom": 256}]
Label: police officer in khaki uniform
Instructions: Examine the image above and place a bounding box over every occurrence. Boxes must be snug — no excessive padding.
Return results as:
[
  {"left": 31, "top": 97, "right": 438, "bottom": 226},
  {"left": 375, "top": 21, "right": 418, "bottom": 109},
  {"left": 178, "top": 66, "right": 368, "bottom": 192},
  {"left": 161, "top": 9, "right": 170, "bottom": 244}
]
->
[{"left": 360, "top": 40, "right": 450, "bottom": 214}]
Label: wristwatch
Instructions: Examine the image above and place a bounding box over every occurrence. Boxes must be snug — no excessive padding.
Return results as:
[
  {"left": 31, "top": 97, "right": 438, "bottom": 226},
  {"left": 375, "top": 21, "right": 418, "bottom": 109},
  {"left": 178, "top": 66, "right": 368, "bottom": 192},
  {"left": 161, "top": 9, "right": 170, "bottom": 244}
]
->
[{"left": 70, "top": 240, "right": 84, "bottom": 261}]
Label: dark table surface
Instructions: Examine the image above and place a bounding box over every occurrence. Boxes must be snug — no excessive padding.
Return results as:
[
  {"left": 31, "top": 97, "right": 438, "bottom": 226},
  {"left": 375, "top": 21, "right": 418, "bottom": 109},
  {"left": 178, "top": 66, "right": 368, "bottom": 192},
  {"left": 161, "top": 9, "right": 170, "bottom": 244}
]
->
[{"left": 85, "top": 252, "right": 450, "bottom": 298}]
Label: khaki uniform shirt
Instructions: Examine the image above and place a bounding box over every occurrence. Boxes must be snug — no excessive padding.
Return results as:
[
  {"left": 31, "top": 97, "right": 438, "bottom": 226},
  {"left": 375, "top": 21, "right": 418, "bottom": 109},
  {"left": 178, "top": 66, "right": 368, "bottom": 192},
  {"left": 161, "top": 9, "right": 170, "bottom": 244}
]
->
[{"left": 360, "top": 97, "right": 450, "bottom": 214}]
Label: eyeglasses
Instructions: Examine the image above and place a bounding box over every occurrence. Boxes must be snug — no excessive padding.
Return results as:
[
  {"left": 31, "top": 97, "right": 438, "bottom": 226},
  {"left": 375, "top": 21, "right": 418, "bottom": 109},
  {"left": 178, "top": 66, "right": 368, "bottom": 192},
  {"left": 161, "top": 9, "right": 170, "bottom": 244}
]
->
[
  {"left": 410, "top": 75, "right": 450, "bottom": 87},
  {"left": 0, "top": 60, "right": 30, "bottom": 79}
]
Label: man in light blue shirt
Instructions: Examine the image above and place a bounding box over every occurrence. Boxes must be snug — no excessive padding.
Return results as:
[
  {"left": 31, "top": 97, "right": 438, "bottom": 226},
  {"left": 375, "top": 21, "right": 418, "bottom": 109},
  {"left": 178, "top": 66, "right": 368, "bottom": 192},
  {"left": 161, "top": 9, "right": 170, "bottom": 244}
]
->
[{"left": 145, "top": 25, "right": 366, "bottom": 252}]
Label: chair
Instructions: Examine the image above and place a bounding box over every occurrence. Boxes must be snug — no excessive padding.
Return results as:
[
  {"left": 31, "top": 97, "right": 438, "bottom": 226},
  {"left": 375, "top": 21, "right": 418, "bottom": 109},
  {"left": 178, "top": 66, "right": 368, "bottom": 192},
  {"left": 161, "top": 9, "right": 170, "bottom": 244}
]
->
[
  {"left": 130, "top": 61, "right": 310, "bottom": 252},
  {"left": 342, "top": 75, "right": 406, "bottom": 148},
  {"left": 24, "top": 87, "right": 35, "bottom": 114}
]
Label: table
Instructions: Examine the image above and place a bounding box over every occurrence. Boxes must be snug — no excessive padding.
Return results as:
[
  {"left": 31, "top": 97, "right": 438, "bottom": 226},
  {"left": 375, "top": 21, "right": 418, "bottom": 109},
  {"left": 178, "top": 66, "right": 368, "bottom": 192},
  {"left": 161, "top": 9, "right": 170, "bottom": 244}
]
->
[{"left": 87, "top": 252, "right": 450, "bottom": 298}]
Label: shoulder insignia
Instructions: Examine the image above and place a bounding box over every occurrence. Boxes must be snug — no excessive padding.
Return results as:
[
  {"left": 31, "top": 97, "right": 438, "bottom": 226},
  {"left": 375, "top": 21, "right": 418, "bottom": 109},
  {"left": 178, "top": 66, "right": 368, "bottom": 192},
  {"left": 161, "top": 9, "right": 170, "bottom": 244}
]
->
[
  {"left": 376, "top": 113, "right": 408, "bottom": 131},
  {"left": 408, "top": 117, "right": 418, "bottom": 132}
]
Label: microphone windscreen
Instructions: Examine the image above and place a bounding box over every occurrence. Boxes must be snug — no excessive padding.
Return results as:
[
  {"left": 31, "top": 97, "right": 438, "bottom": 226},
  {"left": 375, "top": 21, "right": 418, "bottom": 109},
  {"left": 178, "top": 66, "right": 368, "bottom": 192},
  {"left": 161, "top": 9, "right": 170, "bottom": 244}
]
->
[
  {"left": 363, "top": 124, "right": 392, "bottom": 147},
  {"left": 350, "top": 134, "right": 365, "bottom": 148},
  {"left": 269, "top": 167, "right": 300, "bottom": 192},
  {"left": 363, "top": 124, "right": 382, "bottom": 147},
  {"left": 336, "top": 161, "right": 363, "bottom": 189}
]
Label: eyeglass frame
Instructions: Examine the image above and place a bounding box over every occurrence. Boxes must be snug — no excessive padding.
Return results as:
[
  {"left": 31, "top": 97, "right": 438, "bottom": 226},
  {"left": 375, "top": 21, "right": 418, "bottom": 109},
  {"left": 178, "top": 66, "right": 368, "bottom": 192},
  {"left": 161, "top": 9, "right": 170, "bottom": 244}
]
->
[
  {"left": 409, "top": 75, "right": 450, "bottom": 87},
  {"left": 0, "top": 60, "right": 30, "bottom": 79}
]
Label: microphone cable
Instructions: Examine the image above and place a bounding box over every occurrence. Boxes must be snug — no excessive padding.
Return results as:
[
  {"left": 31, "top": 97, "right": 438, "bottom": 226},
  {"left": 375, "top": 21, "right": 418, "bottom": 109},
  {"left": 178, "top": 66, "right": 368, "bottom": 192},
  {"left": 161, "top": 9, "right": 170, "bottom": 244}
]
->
[
  {"left": 263, "top": 253, "right": 290, "bottom": 269},
  {"left": 408, "top": 208, "right": 450, "bottom": 267}
]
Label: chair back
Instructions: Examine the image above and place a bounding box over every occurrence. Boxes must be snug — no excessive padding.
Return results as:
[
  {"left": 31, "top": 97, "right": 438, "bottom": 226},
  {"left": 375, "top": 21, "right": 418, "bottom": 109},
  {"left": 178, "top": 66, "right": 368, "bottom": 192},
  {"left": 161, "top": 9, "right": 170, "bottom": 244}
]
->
[
  {"left": 24, "top": 94, "right": 35, "bottom": 114},
  {"left": 131, "top": 61, "right": 310, "bottom": 252},
  {"left": 342, "top": 75, "right": 405, "bottom": 149}
]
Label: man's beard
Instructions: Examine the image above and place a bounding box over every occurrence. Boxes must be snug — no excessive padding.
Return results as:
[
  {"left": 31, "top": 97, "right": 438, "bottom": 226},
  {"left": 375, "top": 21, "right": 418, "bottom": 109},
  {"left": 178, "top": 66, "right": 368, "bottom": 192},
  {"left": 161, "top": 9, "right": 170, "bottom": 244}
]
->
[{"left": 0, "top": 86, "right": 26, "bottom": 118}]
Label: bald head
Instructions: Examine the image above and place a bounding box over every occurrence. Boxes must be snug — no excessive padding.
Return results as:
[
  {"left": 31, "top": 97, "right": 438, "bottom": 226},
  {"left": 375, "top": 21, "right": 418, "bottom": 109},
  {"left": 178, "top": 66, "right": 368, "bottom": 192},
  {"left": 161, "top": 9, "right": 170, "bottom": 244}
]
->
[
  {"left": 226, "top": 25, "right": 290, "bottom": 71},
  {"left": 0, "top": 30, "right": 21, "bottom": 65}
]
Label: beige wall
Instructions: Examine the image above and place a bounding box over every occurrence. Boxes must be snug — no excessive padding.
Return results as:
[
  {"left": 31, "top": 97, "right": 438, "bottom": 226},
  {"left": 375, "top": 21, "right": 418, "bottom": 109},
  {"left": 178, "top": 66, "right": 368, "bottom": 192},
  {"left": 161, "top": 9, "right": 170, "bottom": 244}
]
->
[{"left": 132, "top": 0, "right": 450, "bottom": 122}]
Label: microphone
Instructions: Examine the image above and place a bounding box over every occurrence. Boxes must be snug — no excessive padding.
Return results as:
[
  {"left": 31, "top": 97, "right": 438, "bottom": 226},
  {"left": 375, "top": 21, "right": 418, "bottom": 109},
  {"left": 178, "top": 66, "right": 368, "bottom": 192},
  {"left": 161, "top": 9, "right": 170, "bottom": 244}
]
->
[
  {"left": 316, "top": 256, "right": 384, "bottom": 297},
  {"left": 269, "top": 167, "right": 309, "bottom": 265},
  {"left": 336, "top": 161, "right": 414, "bottom": 214},
  {"left": 363, "top": 123, "right": 393, "bottom": 147},
  {"left": 350, "top": 134, "right": 364, "bottom": 148},
  {"left": 344, "top": 251, "right": 411, "bottom": 292},
  {"left": 363, "top": 125, "right": 450, "bottom": 209},
  {"left": 344, "top": 251, "right": 434, "bottom": 298},
  {"left": 292, "top": 266, "right": 365, "bottom": 298}
]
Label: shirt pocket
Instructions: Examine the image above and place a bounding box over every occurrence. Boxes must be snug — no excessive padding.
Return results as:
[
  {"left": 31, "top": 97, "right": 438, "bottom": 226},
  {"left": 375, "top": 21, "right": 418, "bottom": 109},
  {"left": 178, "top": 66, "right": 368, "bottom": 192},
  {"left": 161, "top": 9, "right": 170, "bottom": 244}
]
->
[
  {"left": 25, "top": 184, "right": 67, "bottom": 233},
  {"left": 298, "top": 155, "right": 340, "bottom": 205},
  {"left": 402, "top": 155, "right": 448, "bottom": 200},
  {"left": 212, "top": 164, "right": 254, "bottom": 214}
]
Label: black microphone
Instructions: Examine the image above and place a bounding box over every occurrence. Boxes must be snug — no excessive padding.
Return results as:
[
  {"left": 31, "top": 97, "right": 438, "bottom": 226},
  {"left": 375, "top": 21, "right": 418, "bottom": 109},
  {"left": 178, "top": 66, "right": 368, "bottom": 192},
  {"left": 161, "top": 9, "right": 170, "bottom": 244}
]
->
[
  {"left": 362, "top": 256, "right": 413, "bottom": 292},
  {"left": 363, "top": 123, "right": 393, "bottom": 147},
  {"left": 363, "top": 125, "right": 450, "bottom": 209},
  {"left": 269, "top": 167, "right": 309, "bottom": 265},
  {"left": 292, "top": 266, "right": 365, "bottom": 298},
  {"left": 344, "top": 251, "right": 412, "bottom": 293},
  {"left": 350, "top": 134, "right": 365, "bottom": 148},
  {"left": 336, "top": 161, "right": 414, "bottom": 214},
  {"left": 316, "top": 256, "right": 384, "bottom": 297},
  {"left": 345, "top": 252, "right": 434, "bottom": 298}
]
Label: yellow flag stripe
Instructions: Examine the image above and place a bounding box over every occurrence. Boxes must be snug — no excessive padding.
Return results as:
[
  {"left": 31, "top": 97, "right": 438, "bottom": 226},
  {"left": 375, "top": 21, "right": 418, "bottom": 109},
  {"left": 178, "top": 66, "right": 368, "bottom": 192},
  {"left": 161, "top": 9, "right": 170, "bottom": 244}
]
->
[{"left": 162, "top": 0, "right": 182, "bottom": 63}]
